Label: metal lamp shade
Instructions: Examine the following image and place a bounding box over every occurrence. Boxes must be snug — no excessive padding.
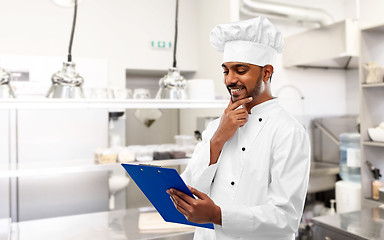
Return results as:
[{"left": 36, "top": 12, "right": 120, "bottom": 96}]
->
[
  {"left": 155, "top": 67, "right": 187, "bottom": 100},
  {"left": 0, "top": 68, "right": 16, "bottom": 98},
  {"left": 46, "top": 62, "right": 84, "bottom": 99}
]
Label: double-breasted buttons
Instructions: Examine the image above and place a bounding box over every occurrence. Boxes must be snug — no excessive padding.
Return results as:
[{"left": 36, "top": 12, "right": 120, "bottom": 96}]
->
[
  {"left": 259, "top": 118, "right": 262, "bottom": 122},
  {"left": 231, "top": 181, "right": 235, "bottom": 186},
  {"left": 242, "top": 147, "right": 245, "bottom": 151}
]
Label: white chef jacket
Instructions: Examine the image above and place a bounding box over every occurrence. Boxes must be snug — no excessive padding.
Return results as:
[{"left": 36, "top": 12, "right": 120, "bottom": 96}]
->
[{"left": 181, "top": 98, "right": 311, "bottom": 240}]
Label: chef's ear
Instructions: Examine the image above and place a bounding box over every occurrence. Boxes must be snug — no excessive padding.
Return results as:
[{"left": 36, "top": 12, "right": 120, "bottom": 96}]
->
[{"left": 262, "top": 65, "right": 274, "bottom": 82}]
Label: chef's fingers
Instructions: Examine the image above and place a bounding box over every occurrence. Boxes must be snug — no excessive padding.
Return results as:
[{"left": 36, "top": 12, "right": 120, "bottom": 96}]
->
[
  {"left": 227, "top": 111, "right": 248, "bottom": 126},
  {"left": 227, "top": 97, "right": 252, "bottom": 111},
  {"left": 169, "top": 195, "right": 178, "bottom": 209},
  {"left": 170, "top": 188, "right": 195, "bottom": 205},
  {"left": 168, "top": 192, "right": 189, "bottom": 212},
  {"left": 226, "top": 99, "right": 233, "bottom": 108},
  {"left": 171, "top": 195, "right": 189, "bottom": 217},
  {"left": 189, "top": 187, "right": 208, "bottom": 200},
  {"left": 232, "top": 110, "right": 249, "bottom": 119},
  {"left": 232, "top": 107, "right": 248, "bottom": 115},
  {"left": 171, "top": 194, "right": 192, "bottom": 217}
]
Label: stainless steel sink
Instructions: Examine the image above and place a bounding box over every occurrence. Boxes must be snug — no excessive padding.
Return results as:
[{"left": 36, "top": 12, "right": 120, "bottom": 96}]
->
[{"left": 308, "top": 162, "right": 339, "bottom": 193}]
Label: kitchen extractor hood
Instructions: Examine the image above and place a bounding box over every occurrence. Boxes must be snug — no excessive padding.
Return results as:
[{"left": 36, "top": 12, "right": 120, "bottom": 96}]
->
[
  {"left": 240, "top": 0, "right": 334, "bottom": 27},
  {"left": 283, "top": 19, "right": 359, "bottom": 69}
]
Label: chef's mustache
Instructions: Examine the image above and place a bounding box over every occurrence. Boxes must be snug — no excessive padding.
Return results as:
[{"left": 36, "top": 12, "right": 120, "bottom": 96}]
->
[{"left": 226, "top": 83, "right": 245, "bottom": 90}]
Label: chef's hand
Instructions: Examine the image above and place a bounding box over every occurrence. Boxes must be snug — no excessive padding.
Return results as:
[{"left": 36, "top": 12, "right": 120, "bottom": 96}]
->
[
  {"left": 209, "top": 97, "right": 252, "bottom": 165},
  {"left": 167, "top": 186, "right": 221, "bottom": 225}
]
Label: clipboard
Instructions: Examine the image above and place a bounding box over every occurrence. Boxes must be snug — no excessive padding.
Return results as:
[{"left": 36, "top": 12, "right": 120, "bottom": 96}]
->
[{"left": 121, "top": 163, "right": 214, "bottom": 229}]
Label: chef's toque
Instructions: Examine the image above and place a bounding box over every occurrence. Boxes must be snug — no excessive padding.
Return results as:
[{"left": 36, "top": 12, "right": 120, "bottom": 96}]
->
[{"left": 209, "top": 16, "right": 283, "bottom": 67}]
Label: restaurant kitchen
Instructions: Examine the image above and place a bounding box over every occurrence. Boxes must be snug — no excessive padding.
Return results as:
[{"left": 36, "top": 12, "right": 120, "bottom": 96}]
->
[{"left": 1, "top": 0, "right": 384, "bottom": 239}]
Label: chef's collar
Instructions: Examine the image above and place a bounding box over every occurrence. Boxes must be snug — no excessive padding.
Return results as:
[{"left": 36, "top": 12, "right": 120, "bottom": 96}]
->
[{"left": 250, "top": 98, "right": 278, "bottom": 114}]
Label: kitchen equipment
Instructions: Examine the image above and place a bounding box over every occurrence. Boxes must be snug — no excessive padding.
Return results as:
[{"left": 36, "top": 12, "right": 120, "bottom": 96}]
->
[
  {"left": 310, "top": 116, "right": 358, "bottom": 195},
  {"left": 156, "top": 67, "right": 187, "bottom": 100},
  {"left": 155, "top": 0, "right": 187, "bottom": 100},
  {"left": 133, "top": 89, "right": 163, "bottom": 127},
  {"left": 46, "top": 0, "right": 85, "bottom": 98},
  {"left": 109, "top": 111, "right": 126, "bottom": 147},
  {"left": 111, "top": 88, "right": 132, "bottom": 99},
  {"left": 96, "top": 148, "right": 118, "bottom": 164},
  {"left": 135, "top": 146, "right": 154, "bottom": 162},
  {"left": 134, "top": 109, "right": 162, "bottom": 127},
  {"left": 170, "top": 148, "right": 186, "bottom": 159},
  {"left": 339, "top": 132, "right": 361, "bottom": 183},
  {"left": 283, "top": 19, "right": 359, "bottom": 69},
  {"left": 118, "top": 146, "right": 136, "bottom": 163},
  {"left": 133, "top": 88, "right": 151, "bottom": 99},
  {"left": 46, "top": 62, "right": 85, "bottom": 98},
  {"left": 186, "top": 79, "right": 215, "bottom": 100},
  {"left": 108, "top": 174, "right": 130, "bottom": 210},
  {"left": 335, "top": 180, "right": 361, "bottom": 213},
  {"left": 308, "top": 162, "right": 339, "bottom": 194},
  {"left": 0, "top": 67, "right": 16, "bottom": 98},
  {"left": 366, "top": 160, "right": 383, "bottom": 200},
  {"left": 364, "top": 61, "right": 384, "bottom": 84}
]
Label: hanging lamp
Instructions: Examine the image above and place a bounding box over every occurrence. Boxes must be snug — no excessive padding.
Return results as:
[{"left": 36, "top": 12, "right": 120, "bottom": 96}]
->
[
  {"left": 155, "top": 0, "right": 187, "bottom": 100},
  {"left": 46, "top": 0, "right": 84, "bottom": 98},
  {"left": 0, "top": 67, "right": 16, "bottom": 98}
]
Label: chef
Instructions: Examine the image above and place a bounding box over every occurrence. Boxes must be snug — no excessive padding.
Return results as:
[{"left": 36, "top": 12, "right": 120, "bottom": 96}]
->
[{"left": 167, "top": 16, "right": 311, "bottom": 240}]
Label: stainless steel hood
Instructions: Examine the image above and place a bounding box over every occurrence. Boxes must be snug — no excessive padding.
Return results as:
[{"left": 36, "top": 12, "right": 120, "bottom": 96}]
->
[{"left": 283, "top": 19, "right": 359, "bottom": 69}]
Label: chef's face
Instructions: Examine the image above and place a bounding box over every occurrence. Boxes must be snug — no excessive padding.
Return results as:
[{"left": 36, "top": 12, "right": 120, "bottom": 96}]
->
[{"left": 222, "top": 62, "right": 264, "bottom": 103}]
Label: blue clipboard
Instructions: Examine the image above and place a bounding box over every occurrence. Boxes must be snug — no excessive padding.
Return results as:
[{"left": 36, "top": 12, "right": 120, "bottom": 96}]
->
[{"left": 121, "top": 163, "right": 214, "bottom": 229}]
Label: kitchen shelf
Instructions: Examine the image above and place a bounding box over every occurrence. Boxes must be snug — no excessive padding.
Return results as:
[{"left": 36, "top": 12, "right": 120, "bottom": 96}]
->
[
  {"left": 360, "top": 23, "right": 384, "bottom": 207},
  {"left": 0, "top": 158, "right": 190, "bottom": 178},
  {"left": 0, "top": 99, "right": 228, "bottom": 110},
  {"left": 363, "top": 141, "right": 384, "bottom": 147},
  {"left": 361, "top": 83, "right": 384, "bottom": 88}
]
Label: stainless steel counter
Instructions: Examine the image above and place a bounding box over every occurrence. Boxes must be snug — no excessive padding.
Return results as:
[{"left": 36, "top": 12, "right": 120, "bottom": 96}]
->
[
  {"left": 312, "top": 208, "right": 384, "bottom": 240},
  {"left": 10, "top": 207, "right": 194, "bottom": 240}
]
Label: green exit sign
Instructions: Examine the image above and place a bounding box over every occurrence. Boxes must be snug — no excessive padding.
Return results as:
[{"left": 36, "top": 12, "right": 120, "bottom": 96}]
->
[{"left": 151, "top": 41, "right": 172, "bottom": 49}]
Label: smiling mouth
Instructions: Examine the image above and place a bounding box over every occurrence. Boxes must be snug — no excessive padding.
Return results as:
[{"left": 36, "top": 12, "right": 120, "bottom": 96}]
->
[
  {"left": 228, "top": 86, "right": 245, "bottom": 95},
  {"left": 230, "top": 88, "right": 243, "bottom": 94}
]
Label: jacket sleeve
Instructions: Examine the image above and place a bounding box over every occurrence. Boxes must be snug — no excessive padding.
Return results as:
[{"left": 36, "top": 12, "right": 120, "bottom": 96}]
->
[
  {"left": 220, "top": 126, "right": 311, "bottom": 239},
  {"left": 181, "top": 120, "right": 219, "bottom": 194}
]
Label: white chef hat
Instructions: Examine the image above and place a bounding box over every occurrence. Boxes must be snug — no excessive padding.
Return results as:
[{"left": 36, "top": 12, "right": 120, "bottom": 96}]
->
[{"left": 210, "top": 16, "right": 283, "bottom": 67}]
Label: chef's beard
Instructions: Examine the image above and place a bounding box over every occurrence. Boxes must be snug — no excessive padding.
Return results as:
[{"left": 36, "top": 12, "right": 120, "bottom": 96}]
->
[
  {"left": 227, "top": 75, "right": 263, "bottom": 103},
  {"left": 227, "top": 83, "right": 248, "bottom": 103}
]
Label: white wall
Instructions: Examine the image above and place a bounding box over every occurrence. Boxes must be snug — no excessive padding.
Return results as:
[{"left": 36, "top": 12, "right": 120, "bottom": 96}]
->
[
  {"left": 0, "top": 0, "right": 198, "bottom": 88},
  {"left": 359, "top": 0, "right": 384, "bottom": 28}
]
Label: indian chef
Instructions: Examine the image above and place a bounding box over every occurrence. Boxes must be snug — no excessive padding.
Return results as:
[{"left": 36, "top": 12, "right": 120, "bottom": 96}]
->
[{"left": 167, "top": 16, "right": 311, "bottom": 240}]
